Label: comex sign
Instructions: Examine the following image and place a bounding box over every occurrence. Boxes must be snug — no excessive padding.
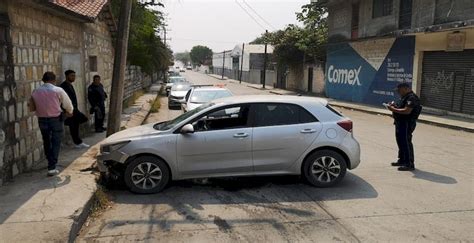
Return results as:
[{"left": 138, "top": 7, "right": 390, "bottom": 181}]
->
[{"left": 327, "top": 65, "right": 362, "bottom": 86}]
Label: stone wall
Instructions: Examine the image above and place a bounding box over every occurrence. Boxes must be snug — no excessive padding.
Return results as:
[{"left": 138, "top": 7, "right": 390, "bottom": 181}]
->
[
  {"left": 124, "top": 65, "right": 151, "bottom": 100},
  {"left": 0, "top": 1, "right": 115, "bottom": 185}
]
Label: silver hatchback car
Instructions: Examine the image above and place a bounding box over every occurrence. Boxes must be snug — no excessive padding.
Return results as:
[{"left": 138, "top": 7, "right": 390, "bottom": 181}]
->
[{"left": 98, "top": 95, "right": 361, "bottom": 194}]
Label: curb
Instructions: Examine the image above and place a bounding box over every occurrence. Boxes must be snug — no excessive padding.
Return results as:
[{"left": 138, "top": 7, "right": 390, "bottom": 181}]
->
[
  {"left": 68, "top": 188, "right": 98, "bottom": 243},
  {"left": 206, "top": 74, "right": 227, "bottom": 80},
  {"left": 69, "top": 93, "right": 157, "bottom": 242},
  {"left": 330, "top": 103, "right": 474, "bottom": 133},
  {"left": 270, "top": 89, "right": 473, "bottom": 133}
]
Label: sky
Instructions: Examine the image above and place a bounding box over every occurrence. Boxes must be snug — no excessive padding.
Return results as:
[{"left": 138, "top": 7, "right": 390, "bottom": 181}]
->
[{"left": 159, "top": 0, "right": 309, "bottom": 53}]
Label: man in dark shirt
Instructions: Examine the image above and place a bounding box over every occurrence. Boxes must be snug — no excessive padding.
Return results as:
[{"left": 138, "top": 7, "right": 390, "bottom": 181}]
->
[
  {"left": 88, "top": 75, "right": 107, "bottom": 133},
  {"left": 388, "top": 82, "right": 422, "bottom": 171},
  {"left": 60, "top": 70, "right": 90, "bottom": 148}
]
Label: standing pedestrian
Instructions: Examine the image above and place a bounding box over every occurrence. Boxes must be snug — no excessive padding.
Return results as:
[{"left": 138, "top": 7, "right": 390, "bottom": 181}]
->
[
  {"left": 29, "top": 72, "right": 74, "bottom": 176},
  {"left": 88, "top": 75, "right": 107, "bottom": 133},
  {"left": 60, "top": 70, "right": 90, "bottom": 148},
  {"left": 387, "top": 83, "right": 422, "bottom": 171}
]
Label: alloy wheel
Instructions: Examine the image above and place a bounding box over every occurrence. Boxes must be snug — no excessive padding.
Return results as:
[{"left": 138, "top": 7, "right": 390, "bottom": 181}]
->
[
  {"left": 131, "top": 162, "right": 162, "bottom": 190},
  {"left": 311, "top": 156, "right": 341, "bottom": 183}
]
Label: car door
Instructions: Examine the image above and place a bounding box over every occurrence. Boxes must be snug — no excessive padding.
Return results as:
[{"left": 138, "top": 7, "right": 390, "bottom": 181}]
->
[
  {"left": 251, "top": 103, "right": 322, "bottom": 172},
  {"left": 176, "top": 104, "right": 253, "bottom": 177}
]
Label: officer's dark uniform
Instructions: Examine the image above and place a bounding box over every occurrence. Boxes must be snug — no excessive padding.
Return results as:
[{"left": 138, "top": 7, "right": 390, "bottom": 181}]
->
[
  {"left": 393, "top": 90, "right": 422, "bottom": 168},
  {"left": 88, "top": 83, "right": 107, "bottom": 132}
]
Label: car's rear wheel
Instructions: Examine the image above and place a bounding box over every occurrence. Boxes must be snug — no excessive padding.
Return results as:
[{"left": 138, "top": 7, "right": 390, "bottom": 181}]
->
[
  {"left": 124, "top": 156, "right": 170, "bottom": 194},
  {"left": 303, "top": 150, "right": 347, "bottom": 187}
]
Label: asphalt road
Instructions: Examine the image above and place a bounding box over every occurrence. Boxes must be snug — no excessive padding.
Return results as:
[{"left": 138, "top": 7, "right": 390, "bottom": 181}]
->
[{"left": 78, "top": 71, "right": 474, "bottom": 242}]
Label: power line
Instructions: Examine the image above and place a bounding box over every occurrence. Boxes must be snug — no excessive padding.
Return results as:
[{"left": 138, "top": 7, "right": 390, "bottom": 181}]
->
[
  {"left": 234, "top": 0, "right": 267, "bottom": 31},
  {"left": 241, "top": 0, "right": 276, "bottom": 30}
]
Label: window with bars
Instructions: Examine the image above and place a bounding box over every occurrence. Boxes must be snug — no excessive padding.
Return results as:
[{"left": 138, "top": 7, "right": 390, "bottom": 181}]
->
[{"left": 373, "top": 0, "right": 393, "bottom": 18}]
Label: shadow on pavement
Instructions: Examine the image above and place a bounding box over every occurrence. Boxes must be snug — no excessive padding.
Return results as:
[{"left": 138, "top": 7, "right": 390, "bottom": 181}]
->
[
  {"left": 0, "top": 134, "right": 103, "bottom": 225},
  {"left": 110, "top": 172, "right": 378, "bottom": 205},
  {"left": 411, "top": 169, "right": 457, "bottom": 184},
  {"left": 92, "top": 173, "right": 376, "bottom": 239}
]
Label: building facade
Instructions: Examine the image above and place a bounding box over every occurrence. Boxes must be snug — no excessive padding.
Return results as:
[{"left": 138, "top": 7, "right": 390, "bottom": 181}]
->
[
  {"left": 0, "top": 0, "right": 117, "bottom": 185},
  {"left": 212, "top": 44, "right": 276, "bottom": 87},
  {"left": 321, "top": 0, "right": 474, "bottom": 115}
]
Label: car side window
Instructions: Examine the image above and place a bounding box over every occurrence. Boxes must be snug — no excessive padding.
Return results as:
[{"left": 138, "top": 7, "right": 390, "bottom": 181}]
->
[
  {"left": 253, "top": 103, "right": 318, "bottom": 127},
  {"left": 299, "top": 106, "right": 319, "bottom": 123},
  {"left": 192, "top": 105, "right": 250, "bottom": 132}
]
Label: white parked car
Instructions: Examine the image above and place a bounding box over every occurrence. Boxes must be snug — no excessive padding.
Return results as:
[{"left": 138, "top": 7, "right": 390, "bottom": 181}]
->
[
  {"left": 97, "top": 95, "right": 361, "bottom": 194},
  {"left": 168, "top": 82, "right": 192, "bottom": 109},
  {"left": 165, "top": 76, "right": 186, "bottom": 96},
  {"left": 182, "top": 86, "right": 233, "bottom": 112}
]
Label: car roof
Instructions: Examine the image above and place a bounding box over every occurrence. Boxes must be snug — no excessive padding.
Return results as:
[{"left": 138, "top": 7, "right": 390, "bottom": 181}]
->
[{"left": 213, "top": 95, "right": 328, "bottom": 106}]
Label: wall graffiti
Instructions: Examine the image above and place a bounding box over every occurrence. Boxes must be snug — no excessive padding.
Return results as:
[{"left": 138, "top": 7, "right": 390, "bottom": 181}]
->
[{"left": 424, "top": 70, "right": 454, "bottom": 94}]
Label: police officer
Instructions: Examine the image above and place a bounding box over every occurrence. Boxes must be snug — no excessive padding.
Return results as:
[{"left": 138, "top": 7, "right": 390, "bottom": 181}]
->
[
  {"left": 388, "top": 83, "right": 422, "bottom": 171},
  {"left": 88, "top": 75, "right": 108, "bottom": 133}
]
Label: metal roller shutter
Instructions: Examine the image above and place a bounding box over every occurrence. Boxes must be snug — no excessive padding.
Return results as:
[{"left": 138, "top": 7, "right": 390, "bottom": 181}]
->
[{"left": 420, "top": 50, "right": 474, "bottom": 115}]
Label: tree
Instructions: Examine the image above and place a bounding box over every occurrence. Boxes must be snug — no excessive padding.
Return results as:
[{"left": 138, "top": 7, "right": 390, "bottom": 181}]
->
[
  {"left": 251, "top": 2, "right": 328, "bottom": 65},
  {"left": 189, "top": 45, "right": 213, "bottom": 65},
  {"left": 110, "top": 0, "right": 173, "bottom": 74},
  {"left": 296, "top": 3, "right": 328, "bottom": 62},
  {"left": 175, "top": 52, "right": 191, "bottom": 66}
]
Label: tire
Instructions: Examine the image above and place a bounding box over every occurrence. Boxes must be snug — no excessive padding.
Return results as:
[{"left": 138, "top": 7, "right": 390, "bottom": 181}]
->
[
  {"left": 124, "top": 156, "right": 170, "bottom": 194},
  {"left": 302, "top": 149, "right": 347, "bottom": 187}
]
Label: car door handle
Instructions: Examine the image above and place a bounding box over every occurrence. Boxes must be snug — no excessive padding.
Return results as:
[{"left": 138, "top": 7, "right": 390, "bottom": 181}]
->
[
  {"left": 233, "top": 133, "right": 249, "bottom": 138},
  {"left": 300, "top": 129, "right": 317, "bottom": 134}
]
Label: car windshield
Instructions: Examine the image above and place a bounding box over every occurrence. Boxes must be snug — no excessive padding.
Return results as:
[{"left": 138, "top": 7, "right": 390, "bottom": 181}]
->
[
  {"left": 190, "top": 90, "right": 232, "bottom": 104},
  {"left": 154, "top": 103, "right": 213, "bottom": 131},
  {"left": 171, "top": 83, "right": 191, "bottom": 91}
]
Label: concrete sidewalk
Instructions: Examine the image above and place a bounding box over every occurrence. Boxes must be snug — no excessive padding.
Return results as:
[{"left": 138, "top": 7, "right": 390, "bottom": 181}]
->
[
  {"left": 0, "top": 90, "right": 158, "bottom": 242},
  {"left": 208, "top": 74, "right": 473, "bottom": 132}
]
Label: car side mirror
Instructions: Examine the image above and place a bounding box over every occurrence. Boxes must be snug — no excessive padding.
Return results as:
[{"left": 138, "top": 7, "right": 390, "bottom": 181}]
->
[{"left": 180, "top": 124, "right": 194, "bottom": 134}]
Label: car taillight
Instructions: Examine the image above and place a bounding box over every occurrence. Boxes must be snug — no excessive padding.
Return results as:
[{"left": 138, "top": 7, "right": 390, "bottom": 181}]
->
[{"left": 337, "top": 120, "right": 353, "bottom": 132}]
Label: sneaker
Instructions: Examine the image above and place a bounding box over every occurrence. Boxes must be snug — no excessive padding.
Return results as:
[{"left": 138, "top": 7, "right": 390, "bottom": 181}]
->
[
  {"left": 75, "top": 143, "right": 90, "bottom": 149},
  {"left": 398, "top": 166, "right": 415, "bottom": 171},
  {"left": 47, "top": 169, "right": 59, "bottom": 177}
]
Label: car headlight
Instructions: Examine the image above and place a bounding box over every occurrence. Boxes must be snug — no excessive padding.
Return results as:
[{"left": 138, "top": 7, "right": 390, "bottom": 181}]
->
[{"left": 101, "top": 141, "right": 130, "bottom": 153}]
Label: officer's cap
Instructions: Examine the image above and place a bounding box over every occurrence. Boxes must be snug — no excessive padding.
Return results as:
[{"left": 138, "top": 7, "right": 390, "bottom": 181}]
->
[{"left": 395, "top": 82, "right": 411, "bottom": 89}]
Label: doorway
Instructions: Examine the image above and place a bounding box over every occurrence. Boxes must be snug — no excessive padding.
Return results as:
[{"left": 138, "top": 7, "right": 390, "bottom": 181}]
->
[{"left": 307, "top": 67, "right": 314, "bottom": 92}]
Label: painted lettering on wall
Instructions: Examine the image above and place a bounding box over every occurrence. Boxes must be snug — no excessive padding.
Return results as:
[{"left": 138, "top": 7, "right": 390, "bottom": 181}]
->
[
  {"left": 387, "top": 58, "right": 413, "bottom": 82},
  {"left": 327, "top": 65, "right": 362, "bottom": 86}
]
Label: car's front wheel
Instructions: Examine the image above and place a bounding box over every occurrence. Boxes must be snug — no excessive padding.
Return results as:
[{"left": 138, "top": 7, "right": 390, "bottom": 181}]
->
[
  {"left": 303, "top": 150, "right": 347, "bottom": 187},
  {"left": 124, "top": 156, "right": 170, "bottom": 194}
]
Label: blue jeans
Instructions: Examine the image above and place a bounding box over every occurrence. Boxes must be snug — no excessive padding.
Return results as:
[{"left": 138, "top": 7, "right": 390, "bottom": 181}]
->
[{"left": 38, "top": 117, "right": 63, "bottom": 170}]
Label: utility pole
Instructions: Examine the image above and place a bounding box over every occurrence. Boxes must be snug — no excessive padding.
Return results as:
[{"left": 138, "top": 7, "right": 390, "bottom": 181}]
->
[
  {"left": 239, "top": 43, "right": 245, "bottom": 84},
  {"left": 262, "top": 30, "right": 268, "bottom": 89},
  {"left": 107, "top": 0, "right": 133, "bottom": 136},
  {"left": 221, "top": 50, "right": 226, "bottom": 80},
  {"left": 163, "top": 26, "right": 168, "bottom": 84}
]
